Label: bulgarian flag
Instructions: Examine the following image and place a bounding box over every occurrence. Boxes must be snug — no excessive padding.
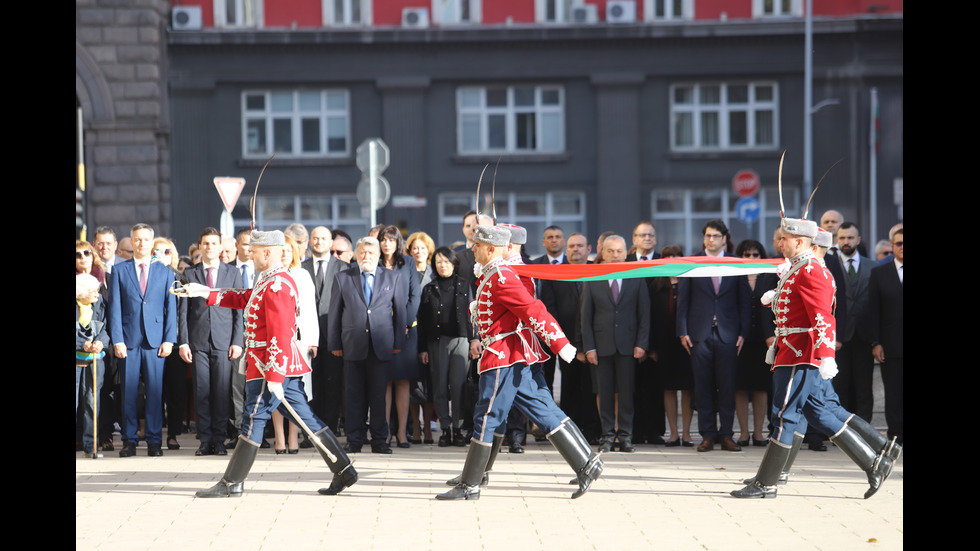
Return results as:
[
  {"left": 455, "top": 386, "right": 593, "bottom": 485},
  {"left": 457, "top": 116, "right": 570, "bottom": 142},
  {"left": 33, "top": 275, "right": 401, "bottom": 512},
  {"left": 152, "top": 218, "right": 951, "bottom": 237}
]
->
[{"left": 513, "top": 256, "right": 783, "bottom": 282}]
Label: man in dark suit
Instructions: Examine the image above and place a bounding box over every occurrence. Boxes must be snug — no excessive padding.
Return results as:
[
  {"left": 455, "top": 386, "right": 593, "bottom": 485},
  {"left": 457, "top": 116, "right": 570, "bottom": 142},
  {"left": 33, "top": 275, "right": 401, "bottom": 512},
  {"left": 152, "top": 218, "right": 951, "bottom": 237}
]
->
[
  {"left": 676, "top": 220, "right": 750, "bottom": 453},
  {"left": 540, "top": 232, "right": 600, "bottom": 442},
  {"left": 833, "top": 221, "right": 875, "bottom": 421},
  {"left": 108, "top": 223, "right": 177, "bottom": 458},
  {"left": 580, "top": 235, "right": 651, "bottom": 453},
  {"left": 626, "top": 220, "right": 666, "bottom": 445},
  {"left": 302, "top": 226, "right": 349, "bottom": 431},
  {"left": 178, "top": 227, "right": 244, "bottom": 456},
  {"left": 869, "top": 228, "right": 903, "bottom": 444},
  {"left": 327, "top": 236, "right": 407, "bottom": 454}
]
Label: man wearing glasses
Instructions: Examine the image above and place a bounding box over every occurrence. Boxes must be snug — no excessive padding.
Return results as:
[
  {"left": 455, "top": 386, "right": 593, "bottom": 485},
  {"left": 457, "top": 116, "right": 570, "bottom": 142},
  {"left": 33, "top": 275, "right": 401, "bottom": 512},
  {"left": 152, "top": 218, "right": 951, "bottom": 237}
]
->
[
  {"left": 302, "top": 226, "right": 351, "bottom": 431},
  {"left": 330, "top": 233, "right": 355, "bottom": 264},
  {"left": 676, "top": 219, "right": 750, "bottom": 453}
]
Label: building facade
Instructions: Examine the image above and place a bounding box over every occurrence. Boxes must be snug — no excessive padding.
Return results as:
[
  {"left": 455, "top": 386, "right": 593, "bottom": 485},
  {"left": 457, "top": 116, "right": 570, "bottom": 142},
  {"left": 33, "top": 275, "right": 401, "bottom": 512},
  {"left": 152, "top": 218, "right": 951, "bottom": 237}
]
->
[{"left": 78, "top": 1, "right": 903, "bottom": 256}]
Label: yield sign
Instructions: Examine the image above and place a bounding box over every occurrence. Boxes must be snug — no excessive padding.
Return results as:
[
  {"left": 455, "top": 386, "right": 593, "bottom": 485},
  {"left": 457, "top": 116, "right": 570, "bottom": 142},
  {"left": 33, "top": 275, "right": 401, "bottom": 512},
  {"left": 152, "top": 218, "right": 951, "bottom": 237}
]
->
[{"left": 214, "top": 177, "right": 246, "bottom": 212}]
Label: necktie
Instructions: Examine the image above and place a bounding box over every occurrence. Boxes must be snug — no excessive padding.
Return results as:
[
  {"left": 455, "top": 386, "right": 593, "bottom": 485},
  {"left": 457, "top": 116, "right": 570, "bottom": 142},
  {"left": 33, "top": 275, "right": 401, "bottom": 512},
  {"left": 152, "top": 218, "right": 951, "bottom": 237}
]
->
[
  {"left": 206, "top": 266, "right": 216, "bottom": 288},
  {"left": 898, "top": 265, "right": 903, "bottom": 285},
  {"left": 848, "top": 258, "right": 856, "bottom": 280},
  {"left": 242, "top": 266, "right": 249, "bottom": 288},
  {"left": 712, "top": 276, "right": 721, "bottom": 294},
  {"left": 316, "top": 260, "right": 326, "bottom": 295},
  {"left": 551, "top": 259, "right": 559, "bottom": 265},
  {"left": 363, "top": 272, "right": 374, "bottom": 304},
  {"left": 139, "top": 263, "right": 148, "bottom": 295},
  {"left": 611, "top": 279, "right": 620, "bottom": 303}
]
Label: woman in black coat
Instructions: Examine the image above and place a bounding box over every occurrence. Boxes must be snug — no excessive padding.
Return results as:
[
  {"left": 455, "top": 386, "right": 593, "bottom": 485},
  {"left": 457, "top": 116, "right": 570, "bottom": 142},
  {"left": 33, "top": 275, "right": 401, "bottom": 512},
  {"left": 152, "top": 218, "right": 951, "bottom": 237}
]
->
[
  {"left": 417, "top": 247, "right": 480, "bottom": 446},
  {"left": 734, "top": 239, "right": 777, "bottom": 447}
]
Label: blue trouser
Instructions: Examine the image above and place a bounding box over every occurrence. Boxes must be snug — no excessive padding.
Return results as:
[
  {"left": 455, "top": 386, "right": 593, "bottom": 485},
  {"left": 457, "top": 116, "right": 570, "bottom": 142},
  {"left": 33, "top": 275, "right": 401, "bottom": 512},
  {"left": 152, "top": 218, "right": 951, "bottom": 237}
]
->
[
  {"left": 690, "top": 328, "right": 737, "bottom": 439},
  {"left": 796, "top": 376, "right": 852, "bottom": 436},
  {"left": 75, "top": 359, "right": 105, "bottom": 451},
  {"left": 473, "top": 363, "right": 568, "bottom": 444},
  {"left": 771, "top": 365, "right": 848, "bottom": 446},
  {"left": 119, "top": 347, "right": 165, "bottom": 445},
  {"left": 241, "top": 377, "right": 324, "bottom": 445},
  {"left": 496, "top": 362, "right": 565, "bottom": 439}
]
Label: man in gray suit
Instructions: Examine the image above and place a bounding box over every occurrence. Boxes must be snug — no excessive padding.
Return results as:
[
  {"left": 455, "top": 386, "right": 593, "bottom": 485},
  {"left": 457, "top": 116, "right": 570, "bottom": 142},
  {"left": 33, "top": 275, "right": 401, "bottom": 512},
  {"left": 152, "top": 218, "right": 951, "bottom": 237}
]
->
[
  {"left": 834, "top": 222, "right": 875, "bottom": 422},
  {"left": 328, "top": 236, "right": 407, "bottom": 454},
  {"left": 302, "top": 226, "right": 350, "bottom": 431},
  {"left": 178, "top": 227, "right": 244, "bottom": 456},
  {"left": 580, "top": 235, "right": 650, "bottom": 453}
]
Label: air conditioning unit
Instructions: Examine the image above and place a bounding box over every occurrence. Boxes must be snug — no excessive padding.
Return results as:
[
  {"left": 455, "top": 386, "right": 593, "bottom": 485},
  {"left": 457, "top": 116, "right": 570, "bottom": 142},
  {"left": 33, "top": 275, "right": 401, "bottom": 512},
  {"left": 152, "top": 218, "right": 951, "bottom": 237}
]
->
[
  {"left": 570, "top": 4, "right": 598, "bottom": 24},
  {"left": 402, "top": 7, "right": 430, "bottom": 28},
  {"left": 607, "top": 1, "right": 636, "bottom": 23},
  {"left": 172, "top": 6, "right": 203, "bottom": 30}
]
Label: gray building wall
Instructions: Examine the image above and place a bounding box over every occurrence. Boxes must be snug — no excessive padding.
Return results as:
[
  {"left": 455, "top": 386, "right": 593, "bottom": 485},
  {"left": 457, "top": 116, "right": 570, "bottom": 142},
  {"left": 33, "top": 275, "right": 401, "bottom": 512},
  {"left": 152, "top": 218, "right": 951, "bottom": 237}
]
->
[
  {"left": 161, "top": 16, "right": 902, "bottom": 255},
  {"left": 76, "top": 0, "right": 172, "bottom": 240}
]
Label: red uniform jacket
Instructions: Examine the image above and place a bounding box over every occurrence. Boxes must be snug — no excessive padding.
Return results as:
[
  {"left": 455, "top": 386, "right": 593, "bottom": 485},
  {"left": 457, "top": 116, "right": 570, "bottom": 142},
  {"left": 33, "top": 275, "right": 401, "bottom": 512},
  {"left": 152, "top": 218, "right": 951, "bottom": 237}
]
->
[
  {"left": 207, "top": 265, "right": 311, "bottom": 383},
  {"left": 770, "top": 251, "right": 837, "bottom": 369},
  {"left": 473, "top": 258, "right": 570, "bottom": 374}
]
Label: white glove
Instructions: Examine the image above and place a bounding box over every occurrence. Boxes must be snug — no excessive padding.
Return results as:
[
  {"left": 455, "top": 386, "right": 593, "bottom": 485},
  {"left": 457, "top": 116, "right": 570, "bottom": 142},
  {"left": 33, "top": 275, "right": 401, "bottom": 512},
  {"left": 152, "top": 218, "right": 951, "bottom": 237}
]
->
[
  {"left": 267, "top": 381, "right": 285, "bottom": 401},
  {"left": 181, "top": 282, "right": 212, "bottom": 298},
  {"left": 473, "top": 262, "right": 484, "bottom": 279},
  {"left": 558, "top": 344, "right": 577, "bottom": 364},
  {"left": 818, "top": 357, "right": 838, "bottom": 380},
  {"left": 760, "top": 290, "right": 776, "bottom": 306}
]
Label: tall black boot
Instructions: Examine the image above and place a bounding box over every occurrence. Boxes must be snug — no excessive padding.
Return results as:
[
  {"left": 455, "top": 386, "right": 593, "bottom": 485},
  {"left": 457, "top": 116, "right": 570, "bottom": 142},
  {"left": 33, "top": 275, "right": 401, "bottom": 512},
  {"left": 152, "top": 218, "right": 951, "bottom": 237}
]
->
[
  {"left": 315, "top": 428, "right": 358, "bottom": 496},
  {"left": 743, "top": 433, "right": 802, "bottom": 486},
  {"left": 549, "top": 422, "right": 603, "bottom": 499},
  {"left": 831, "top": 425, "right": 893, "bottom": 499},
  {"left": 436, "top": 440, "right": 492, "bottom": 500},
  {"left": 445, "top": 433, "right": 499, "bottom": 487},
  {"left": 195, "top": 437, "right": 259, "bottom": 498},
  {"left": 847, "top": 415, "right": 902, "bottom": 462},
  {"left": 731, "top": 439, "right": 791, "bottom": 498}
]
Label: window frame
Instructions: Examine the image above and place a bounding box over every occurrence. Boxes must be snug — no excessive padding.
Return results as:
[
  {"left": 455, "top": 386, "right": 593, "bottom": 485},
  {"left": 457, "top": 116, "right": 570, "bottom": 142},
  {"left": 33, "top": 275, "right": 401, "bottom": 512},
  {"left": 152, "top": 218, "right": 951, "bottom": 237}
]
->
[
  {"left": 644, "top": 0, "right": 694, "bottom": 21},
  {"left": 213, "top": 0, "right": 259, "bottom": 28},
  {"left": 651, "top": 186, "right": 799, "bottom": 255},
  {"left": 232, "top": 193, "right": 368, "bottom": 239},
  {"left": 669, "top": 82, "right": 779, "bottom": 152},
  {"left": 241, "top": 89, "right": 351, "bottom": 159},
  {"left": 752, "top": 0, "right": 803, "bottom": 18},
  {"left": 437, "top": 190, "right": 586, "bottom": 257},
  {"left": 456, "top": 85, "right": 566, "bottom": 155},
  {"left": 431, "top": 0, "right": 481, "bottom": 25},
  {"left": 323, "top": 0, "right": 372, "bottom": 26}
]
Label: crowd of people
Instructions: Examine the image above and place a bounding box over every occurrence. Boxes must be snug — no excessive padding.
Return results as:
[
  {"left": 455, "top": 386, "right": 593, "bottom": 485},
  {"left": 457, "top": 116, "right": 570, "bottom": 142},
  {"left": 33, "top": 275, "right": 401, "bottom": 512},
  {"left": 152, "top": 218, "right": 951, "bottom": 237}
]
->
[{"left": 75, "top": 209, "right": 903, "bottom": 467}]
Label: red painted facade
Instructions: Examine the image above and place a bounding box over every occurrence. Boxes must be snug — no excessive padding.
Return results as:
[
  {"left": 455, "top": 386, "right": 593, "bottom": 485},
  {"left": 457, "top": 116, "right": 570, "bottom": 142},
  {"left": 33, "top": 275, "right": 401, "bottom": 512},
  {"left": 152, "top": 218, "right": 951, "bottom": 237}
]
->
[{"left": 171, "top": 0, "right": 902, "bottom": 29}]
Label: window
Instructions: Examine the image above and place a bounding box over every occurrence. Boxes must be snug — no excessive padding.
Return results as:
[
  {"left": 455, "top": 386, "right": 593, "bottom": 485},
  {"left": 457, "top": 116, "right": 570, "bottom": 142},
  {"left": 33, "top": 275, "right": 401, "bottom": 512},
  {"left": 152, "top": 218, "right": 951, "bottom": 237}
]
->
[
  {"left": 232, "top": 194, "right": 368, "bottom": 240},
  {"left": 432, "top": 0, "right": 480, "bottom": 24},
  {"left": 457, "top": 86, "right": 565, "bottom": 154},
  {"left": 536, "top": 0, "right": 576, "bottom": 23},
  {"left": 652, "top": 187, "right": 798, "bottom": 255},
  {"left": 753, "top": 0, "right": 802, "bottom": 17},
  {"left": 438, "top": 191, "right": 585, "bottom": 257},
  {"left": 670, "top": 82, "right": 778, "bottom": 151},
  {"left": 325, "top": 0, "right": 371, "bottom": 26},
  {"left": 242, "top": 90, "right": 350, "bottom": 158},
  {"left": 213, "top": 0, "right": 258, "bottom": 28},
  {"left": 644, "top": 0, "right": 693, "bottom": 21}
]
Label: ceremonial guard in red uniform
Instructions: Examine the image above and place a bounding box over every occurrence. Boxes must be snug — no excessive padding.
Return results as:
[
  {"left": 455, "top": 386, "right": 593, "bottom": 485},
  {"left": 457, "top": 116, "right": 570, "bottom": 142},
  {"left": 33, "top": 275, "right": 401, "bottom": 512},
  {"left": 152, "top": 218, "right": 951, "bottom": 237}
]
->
[
  {"left": 183, "top": 230, "right": 357, "bottom": 498},
  {"left": 437, "top": 225, "right": 602, "bottom": 500},
  {"left": 732, "top": 170, "right": 896, "bottom": 499},
  {"left": 741, "top": 228, "right": 902, "bottom": 489}
]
